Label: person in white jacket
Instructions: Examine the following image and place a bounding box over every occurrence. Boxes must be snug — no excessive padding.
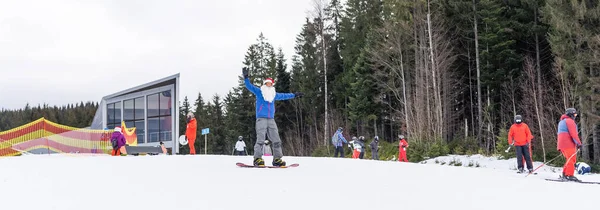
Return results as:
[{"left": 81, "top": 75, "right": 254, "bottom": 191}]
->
[{"left": 234, "top": 136, "right": 246, "bottom": 156}]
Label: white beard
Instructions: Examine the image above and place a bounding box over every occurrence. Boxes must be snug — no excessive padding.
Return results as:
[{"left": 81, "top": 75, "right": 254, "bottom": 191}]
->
[{"left": 260, "top": 85, "right": 276, "bottom": 103}]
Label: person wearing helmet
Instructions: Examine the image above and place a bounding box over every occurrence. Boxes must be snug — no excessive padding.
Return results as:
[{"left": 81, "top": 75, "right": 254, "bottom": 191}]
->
[
  {"left": 242, "top": 67, "right": 303, "bottom": 167},
  {"left": 357, "top": 136, "right": 366, "bottom": 159},
  {"left": 185, "top": 112, "right": 197, "bottom": 155},
  {"left": 110, "top": 126, "right": 127, "bottom": 156},
  {"left": 349, "top": 136, "right": 360, "bottom": 159},
  {"left": 557, "top": 108, "right": 582, "bottom": 181},
  {"left": 331, "top": 127, "right": 348, "bottom": 158},
  {"left": 234, "top": 136, "right": 246, "bottom": 156},
  {"left": 508, "top": 115, "right": 534, "bottom": 173},
  {"left": 370, "top": 136, "right": 380, "bottom": 160},
  {"left": 398, "top": 135, "right": 409, "bottom": 162}
]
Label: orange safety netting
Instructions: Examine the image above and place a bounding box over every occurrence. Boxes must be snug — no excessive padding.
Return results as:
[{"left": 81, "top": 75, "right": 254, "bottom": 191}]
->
[{"left": 0, "top": 118, "right": 137, "bottom": 156}]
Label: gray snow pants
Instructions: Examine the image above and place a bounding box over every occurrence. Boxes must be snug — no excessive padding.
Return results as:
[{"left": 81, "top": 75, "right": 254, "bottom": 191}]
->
[{"left": 254, "top": 118, "right": 283, "bottom": 159}]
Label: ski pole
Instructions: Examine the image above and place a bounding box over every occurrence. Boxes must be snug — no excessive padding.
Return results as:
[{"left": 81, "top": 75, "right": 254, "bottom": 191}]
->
[{"left": 525, "top": 148, "right": 579, "bottom": 177}]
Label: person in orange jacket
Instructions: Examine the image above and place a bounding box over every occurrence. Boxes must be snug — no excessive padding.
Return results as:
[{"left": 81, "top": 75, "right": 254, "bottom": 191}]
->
[
  {"left": 185, "top": 112, "right": 197, "bottom": 155},
  {"left": 398, "top": 135, "right": 408, "bottom": 162},
  {"left": 557, "top": 108, "right": 582, "bottom": 181},
  {"left": 508, "top": 115, "right": 534, "bottom": 173}
]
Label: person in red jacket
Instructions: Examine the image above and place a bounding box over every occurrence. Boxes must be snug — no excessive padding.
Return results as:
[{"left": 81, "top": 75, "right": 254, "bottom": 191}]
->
[
  {"left": 557, "top": 108, "right": 582, "bottom": 181},
  {"left": 398, "top": 135, "right": 408, "bottom": 162},
  {"left": 185, "top": 112, "right": 197, "bottom": 155},
  {"left": 508, "top": 115, "right": 534, "bottom": 173}
]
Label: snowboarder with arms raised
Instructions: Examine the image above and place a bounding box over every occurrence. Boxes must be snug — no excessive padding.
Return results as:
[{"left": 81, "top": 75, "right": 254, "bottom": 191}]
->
[
  {"left": 557, "top": 108, "right": 582, "bottom": 181},
  {"left": 507, "top": 115, "right": 534, "bottom": 173},
  {"left": 398, "top": 135, "right": 408, "bottom": 162},
  {"left": 242, "top": 67, "right": 303, "bottom": 167}
]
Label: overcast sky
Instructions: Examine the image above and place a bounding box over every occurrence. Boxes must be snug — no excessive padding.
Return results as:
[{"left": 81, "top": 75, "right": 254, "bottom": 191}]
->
[{"left": 0, "top": 0, "right": 316, "bottom": 110}]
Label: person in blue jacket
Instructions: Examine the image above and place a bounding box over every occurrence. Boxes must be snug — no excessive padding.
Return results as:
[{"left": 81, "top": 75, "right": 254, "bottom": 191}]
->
[
  {"left": 331, "top": 127, "right": 348, "bottom": 157},
  {"left": 243, "top": 67, "right": 303, "bottom": 167}
]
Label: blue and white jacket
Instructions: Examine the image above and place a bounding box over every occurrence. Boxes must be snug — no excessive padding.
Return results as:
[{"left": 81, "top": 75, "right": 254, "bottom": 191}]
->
[
  {"left": 244, "top": 78, "right": 296, "bottom": 119},
  {"left": 331, "top": 130, "right": 348, "bottom": 147}
]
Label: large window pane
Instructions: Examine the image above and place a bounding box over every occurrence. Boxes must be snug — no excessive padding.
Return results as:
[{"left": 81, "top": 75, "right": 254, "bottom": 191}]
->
[
  {"left": 160, "top": 91, "right": 171, "bottom": 116},
  {"left": 160, "top": 116, "right": 172, "bottom": 141},
  {"left": 107, "top": 103, "right": 115, "bottom": 124},
  {"left": 114, "top": 101, "right": 121, "bottom": 124},
  {"left": 124, "top": 99, "right": 134, "bottom": 121},
  {"left": 134, "top": 97, "right": 144, "bottom": 120},
  {"left": 147, "top": 94, "right": 159, "bottom": 117},
  {"left": 135, "top": 120, "right": 145, "bottom": 144},
  {"left": 147, "top": 117, "right": 159, "bottom": 143}
]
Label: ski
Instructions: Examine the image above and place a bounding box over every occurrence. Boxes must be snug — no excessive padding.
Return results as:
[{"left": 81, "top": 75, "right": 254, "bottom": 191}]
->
[
  {"left": 545, "top": 178, "right": 600, "bottom": 185},
  {"left": 236, "top": 162, "right": 299, "bottom": 168}
]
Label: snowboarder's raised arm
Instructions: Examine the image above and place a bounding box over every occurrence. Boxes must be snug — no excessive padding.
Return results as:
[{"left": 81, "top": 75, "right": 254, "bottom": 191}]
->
[
  {"left": 242, "top": 67, "right": 260, "bottom": 95},
  {"left": 274, "top": 92, "right": 304, "bottom": 101}
]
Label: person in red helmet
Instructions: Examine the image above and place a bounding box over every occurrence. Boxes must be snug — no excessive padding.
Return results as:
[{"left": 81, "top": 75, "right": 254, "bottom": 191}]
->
[
  {"left": 508, "top": 115, "right": 534, "bottom": 173},
  {"left": 398, "top": 135, "right": 408, "bottom": 162},
  {"left": 557, "top": 108, "right": 582, "bottom": 181}
]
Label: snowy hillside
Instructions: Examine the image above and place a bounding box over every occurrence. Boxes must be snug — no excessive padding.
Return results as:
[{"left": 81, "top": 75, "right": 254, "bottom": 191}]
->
[{"left": 0, "top": 154, "right": 598, "bottom": 210}]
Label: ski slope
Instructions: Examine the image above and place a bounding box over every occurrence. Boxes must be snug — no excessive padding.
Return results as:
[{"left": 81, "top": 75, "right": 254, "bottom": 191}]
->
[{"left": 0, "top": 154, "right": 598, "bottom": 210}]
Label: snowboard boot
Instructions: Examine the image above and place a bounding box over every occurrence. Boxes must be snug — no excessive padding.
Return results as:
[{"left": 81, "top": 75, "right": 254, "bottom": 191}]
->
[
  {"left": 272, "top": 158, "right": 286, "bottom": 167},
  {"left": 254, "top": 158, "right": 265, "bottom": 166}
]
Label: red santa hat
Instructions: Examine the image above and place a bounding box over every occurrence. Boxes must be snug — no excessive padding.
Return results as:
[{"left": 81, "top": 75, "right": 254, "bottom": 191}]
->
[{"left": 263, "top": 78, "right": 275, "bottom": 85}]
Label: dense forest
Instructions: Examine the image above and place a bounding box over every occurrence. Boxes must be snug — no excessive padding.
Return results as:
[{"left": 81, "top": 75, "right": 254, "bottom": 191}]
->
[
  {"left": 0, "top": 102, "right": 98, "bottom": 129},
  {"left": 2, "top": 0, "right": 599, "bottom": 165}
]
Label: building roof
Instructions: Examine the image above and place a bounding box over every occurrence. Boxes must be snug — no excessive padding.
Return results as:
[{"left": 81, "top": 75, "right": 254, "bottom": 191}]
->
[{"left": 102, "top": 73, "right": 180, "bottom": 100}]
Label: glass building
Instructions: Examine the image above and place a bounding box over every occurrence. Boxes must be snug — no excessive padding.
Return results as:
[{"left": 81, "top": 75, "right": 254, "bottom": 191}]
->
[{"left": 91, "top": 74, "right": 180, "bottom": 154}]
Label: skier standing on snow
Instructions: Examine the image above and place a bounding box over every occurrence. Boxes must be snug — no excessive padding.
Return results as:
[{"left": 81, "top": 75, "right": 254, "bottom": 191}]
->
[
  {"left": 242, "top": 67, "right": 303, "bottom": 167},
  {"left": 357, "top": 136, "right": 366, "bottom": 159},
  {"left": 234, "top": 136, "right": 246, "bottom": 156},
  {"left": 370, "top": 136, "right": 380, "bottom": 160},
  {"left": 507, "top": 115, "right": 534, "bottom": 173},
  {"left": 557, "top": 108, "right": 582, "bottom": 181},
  {"left": 398, "top": 135, "right": 408, "bottom": 162},
  {"left": 185, "top": 112, "right": 197, "bottom": 155},
  {"left": 349, "top": 136, "right": 360, "bottom": 159},
  {"left": 331, "top": 127, "right": 349, "bottom": 158}
]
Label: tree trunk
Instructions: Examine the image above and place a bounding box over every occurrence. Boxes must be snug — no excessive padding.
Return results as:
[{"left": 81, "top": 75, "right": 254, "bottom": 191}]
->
[
  {"left": 473, "top": 0, "right": 483, "bottom": 146},
  {"left": 534, "top": 8, "right": 546, "bottom": 162},
  {"left": 594, "top": 124, "right": 600, "bottom": 164}
]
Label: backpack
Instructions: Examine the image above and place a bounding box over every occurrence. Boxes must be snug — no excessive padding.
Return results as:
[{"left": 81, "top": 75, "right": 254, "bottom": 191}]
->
[
  {"left": 111, "top": 136, "right": 119, "bottom": 150},
  {"left": 331, "top": 131, "right": 339, "bottom": 145}
]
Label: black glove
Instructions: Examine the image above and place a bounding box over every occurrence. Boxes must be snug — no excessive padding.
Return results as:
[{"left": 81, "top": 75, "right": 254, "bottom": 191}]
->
[
  {"left": 242, "top": 67, "right": 249, "bottom": 79},
  {"left": 576, "top": 143, "right": 582, "bottom": 149},
  {"left": 294, "top": 92, "right": 304, "bottom": 98}
]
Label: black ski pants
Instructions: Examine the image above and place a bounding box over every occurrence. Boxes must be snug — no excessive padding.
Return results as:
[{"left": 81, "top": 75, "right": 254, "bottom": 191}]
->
[
  {"left": 516, "top": 145, "right": 533, "bottom": 170},
  {"left": 334, "top": 146, "right": 344, "bottom": 157}
]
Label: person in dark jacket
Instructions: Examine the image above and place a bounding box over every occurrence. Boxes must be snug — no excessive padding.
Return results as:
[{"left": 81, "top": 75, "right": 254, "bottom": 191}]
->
[
  {"left": 357, "top": 136, "right": 366, "bottom": 159},
  {"left": 370, "top": 136, "right": 380, "bottom": 160},
  {"left": 242, "top": 67, "right": 303, "bottom": 167},
  {"left": 111, "top": 127, "right": 127, "bottom": 156}
]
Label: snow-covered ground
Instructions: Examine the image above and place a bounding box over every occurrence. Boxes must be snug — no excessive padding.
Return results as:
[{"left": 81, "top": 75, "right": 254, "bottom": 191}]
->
[{"left": 0, "top": 154, "right": 598, "bottom": 210}]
